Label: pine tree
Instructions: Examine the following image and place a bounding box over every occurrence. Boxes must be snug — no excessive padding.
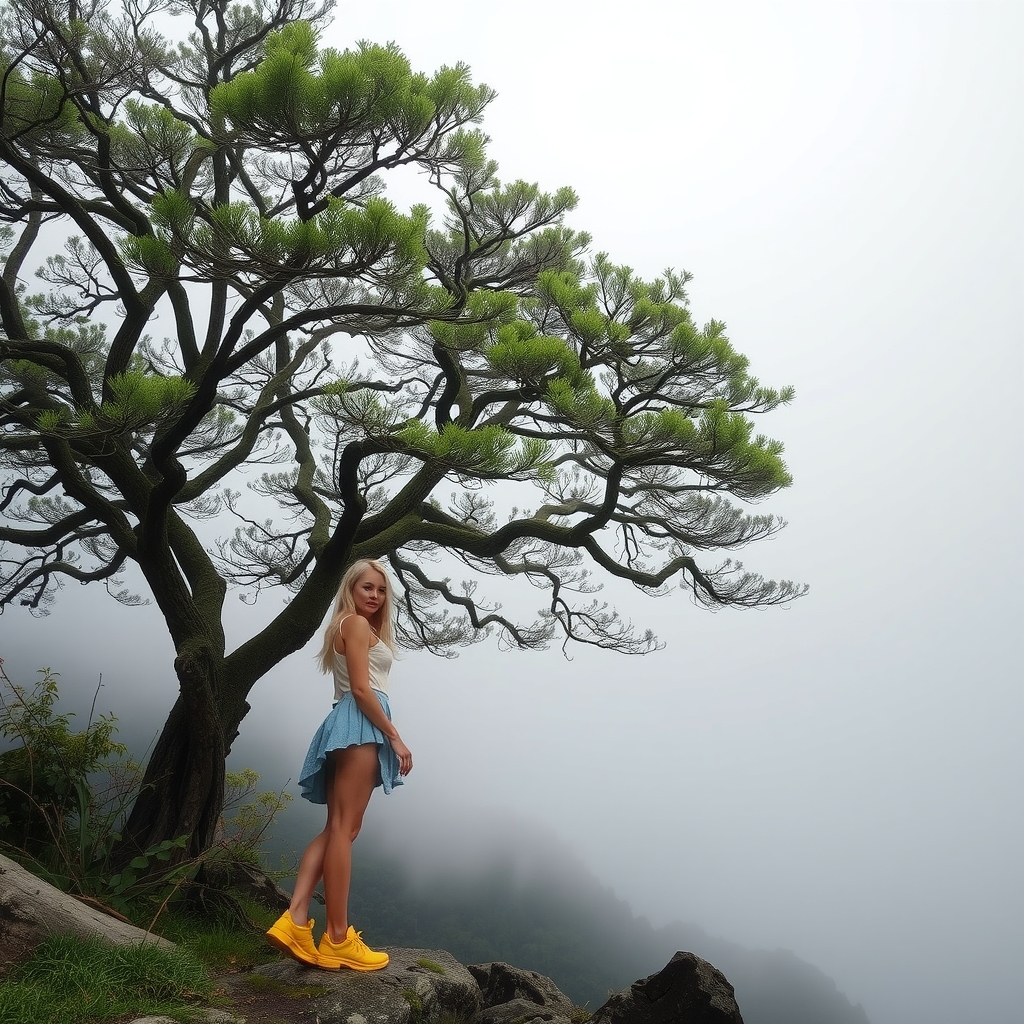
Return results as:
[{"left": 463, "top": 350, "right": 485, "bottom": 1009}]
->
[{"left": 0, "top": 0, "right": 803, "bottom": 860}]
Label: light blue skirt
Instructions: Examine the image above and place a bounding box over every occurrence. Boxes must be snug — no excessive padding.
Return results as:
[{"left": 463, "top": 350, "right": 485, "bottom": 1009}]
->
[{"left": 298, "top": 691, "right": 403, "bottom": 804}]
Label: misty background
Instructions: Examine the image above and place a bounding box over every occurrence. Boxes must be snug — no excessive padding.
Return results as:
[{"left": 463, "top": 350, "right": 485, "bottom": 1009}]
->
[{"left": 2, "top": 3, "right": 1021, "bottom": 1023}]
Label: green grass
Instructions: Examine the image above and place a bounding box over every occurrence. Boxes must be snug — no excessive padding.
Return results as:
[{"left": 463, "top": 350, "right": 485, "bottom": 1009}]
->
[
  {"left": 416, "top": 957, "right": 447, "bottom": 974},
  {"left": 402, "top": 987, "right": 424, "bottom": 1020},
  {"left": 157, "top": 906, "right": 278, "bottom": 971},
  {"left": 0, "top": 933, "right": 212, "bottom": 1024},
  {"left": 245, "top": 973, "right": 329, "bottom": 999}
]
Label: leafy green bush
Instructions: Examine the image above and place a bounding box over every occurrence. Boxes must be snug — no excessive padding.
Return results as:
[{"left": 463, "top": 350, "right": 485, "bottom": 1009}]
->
[
  {"left": 0, "top": 667, "right": 129, "bottom": 852},
  {"left": 0, "top": 666, "right": 176, "bottom": 912},
  {"left": 0, "top": 664, "right": 290, "bottom": 924}
]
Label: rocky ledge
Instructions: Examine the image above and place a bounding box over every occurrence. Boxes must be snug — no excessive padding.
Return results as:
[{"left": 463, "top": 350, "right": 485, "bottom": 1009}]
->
[
  {"left": 1, "top": 853, "right": 744, "bottom": 1024},
  {"left": 242, "top": 947, "right": 745, "bottom": 1024}
]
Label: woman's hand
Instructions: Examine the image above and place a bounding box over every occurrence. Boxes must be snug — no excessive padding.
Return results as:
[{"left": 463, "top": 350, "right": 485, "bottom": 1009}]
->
[{"left": 391, "top": 736, "right": 413, "bottom": 776}]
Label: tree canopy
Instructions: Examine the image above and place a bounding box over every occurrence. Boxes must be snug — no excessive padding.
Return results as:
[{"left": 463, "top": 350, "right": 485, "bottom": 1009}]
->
[{"left": 0, "top": 0, "right": 804, "bottom": 858}]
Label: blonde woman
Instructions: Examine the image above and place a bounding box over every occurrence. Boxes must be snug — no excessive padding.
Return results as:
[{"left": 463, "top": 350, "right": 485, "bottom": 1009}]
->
[{"left": 267, "top": 559, "right": 413, "bottom": 970}]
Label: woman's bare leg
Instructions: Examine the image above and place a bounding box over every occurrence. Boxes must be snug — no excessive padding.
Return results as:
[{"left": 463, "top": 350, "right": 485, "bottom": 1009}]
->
[
  {"left": 286, "top": 829, "right": 328, "bottom": 925},
  {"left": 322, "top": 743, "right": 378, "bottom": 943},
  {"left": 284, "top": 756, "right": 335, "bottom": 925}
]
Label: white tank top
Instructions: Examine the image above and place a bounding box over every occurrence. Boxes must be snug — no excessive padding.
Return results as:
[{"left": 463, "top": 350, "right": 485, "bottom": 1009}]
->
[{"left": 331, "top": 618, "right": 393, "bottom": 700}]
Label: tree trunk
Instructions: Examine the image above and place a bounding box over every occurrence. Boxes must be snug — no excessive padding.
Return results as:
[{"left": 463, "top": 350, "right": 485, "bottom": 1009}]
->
[
  {"left": 117, "top": 521, "right": 359, "bottom": 866},
  {"left": 116, "top": 652, "right": 227, "bottom": 864}
]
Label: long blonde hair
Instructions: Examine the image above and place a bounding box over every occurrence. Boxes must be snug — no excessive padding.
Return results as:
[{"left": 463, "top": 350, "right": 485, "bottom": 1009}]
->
[{"left": 317, "top": 558, "right": 396, "bottom": 673}]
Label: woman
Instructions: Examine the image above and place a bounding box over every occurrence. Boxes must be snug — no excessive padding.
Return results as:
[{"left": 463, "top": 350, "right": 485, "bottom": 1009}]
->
[{"left": 266, "top": 559, "right": 413, "bottom": 970}]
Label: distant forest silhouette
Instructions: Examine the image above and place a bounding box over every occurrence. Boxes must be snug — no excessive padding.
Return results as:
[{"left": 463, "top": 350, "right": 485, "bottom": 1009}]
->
[{"left": 344, "top": 841, "right": 871, "bottom": 1024}]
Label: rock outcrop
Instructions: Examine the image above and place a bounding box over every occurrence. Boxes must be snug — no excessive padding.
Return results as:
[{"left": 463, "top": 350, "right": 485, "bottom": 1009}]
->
[
  {"left": 2, "top": 854, "right": 748, "bottom": 1024},
  {"left": 257, "top": 947, "right": 479, "bottom": 1024},
  {"left": 590, "top": 951, "right": 744, "bottom": 1024},
  {"left": 469, "top": 960, "right": 577, "bottom": 1018},
  {"left": 255, "top": 948, "right": 745, "bottom": 1024},
  {"left": 0, "top": 852, "right": 173, "bottom": 969},
  {"left": 474, "top": 996, "right": 572, "bottom": 1024}
]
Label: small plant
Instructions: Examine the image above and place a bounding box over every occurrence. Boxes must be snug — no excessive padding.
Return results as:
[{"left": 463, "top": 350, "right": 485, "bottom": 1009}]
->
[
  {"left": 416, "top": 957, "right": 447, "bottom": 974},
  {"left": 216, "top": 767, "right": 292, "bottom": 873},
  {"left": 403, "top": 987, "right": 425, "bottom": 1021},
  {"left": 174, "top": 768, "right": 295, "bottom": 929}
]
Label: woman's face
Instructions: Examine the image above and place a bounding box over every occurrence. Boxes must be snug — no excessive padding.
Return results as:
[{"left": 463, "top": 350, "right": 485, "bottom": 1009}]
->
[{"left": 352, "top": 567, "right": 387, "bottom": 620}]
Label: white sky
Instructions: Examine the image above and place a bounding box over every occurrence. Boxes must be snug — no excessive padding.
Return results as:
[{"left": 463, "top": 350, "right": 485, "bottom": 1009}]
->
[{"left": 3, "top": 4, "right": 1021, "bottom": 1023}]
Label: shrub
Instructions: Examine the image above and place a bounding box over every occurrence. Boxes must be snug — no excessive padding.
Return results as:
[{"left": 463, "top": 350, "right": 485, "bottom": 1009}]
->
[{"left": 0, "top": 662, "right": 289, "bottom": 925}]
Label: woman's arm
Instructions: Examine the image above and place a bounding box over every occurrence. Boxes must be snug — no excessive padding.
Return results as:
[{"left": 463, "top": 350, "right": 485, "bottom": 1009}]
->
[{"left": 337, "top": 615, "right": 413, "bottom": 775}]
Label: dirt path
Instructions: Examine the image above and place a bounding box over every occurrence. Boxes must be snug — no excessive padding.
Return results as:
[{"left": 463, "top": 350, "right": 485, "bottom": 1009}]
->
[{"left": 204, "top": 965, "right": 331, "bottom": 1023}]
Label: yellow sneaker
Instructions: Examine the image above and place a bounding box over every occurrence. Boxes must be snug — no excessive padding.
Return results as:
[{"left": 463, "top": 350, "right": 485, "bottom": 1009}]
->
[
  {"left": 317, "top": 926, "right": 389, "bottom": 971},
  {"left": 266, "top": 911, "right": 319, "bottom": 967}
]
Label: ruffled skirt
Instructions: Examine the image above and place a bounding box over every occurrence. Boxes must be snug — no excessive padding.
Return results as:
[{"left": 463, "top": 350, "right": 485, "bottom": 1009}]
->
[{"left": 298, "top": 691, "right": 403, "bottom": 804}]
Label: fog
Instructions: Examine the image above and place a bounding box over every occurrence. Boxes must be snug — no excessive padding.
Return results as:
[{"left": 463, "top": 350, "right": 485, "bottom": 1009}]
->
[{"left": 2, "top": 3, "right": 1021, "bottom": 1023}]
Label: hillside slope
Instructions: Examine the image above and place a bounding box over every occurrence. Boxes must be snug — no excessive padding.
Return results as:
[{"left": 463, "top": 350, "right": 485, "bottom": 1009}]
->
[{"left": 348, "top": 844, "right": 870, "bottom": 1024}]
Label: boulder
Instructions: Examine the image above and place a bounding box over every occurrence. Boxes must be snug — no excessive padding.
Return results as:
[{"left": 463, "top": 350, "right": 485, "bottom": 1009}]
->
[
  {"left": 468, "top": 961, "right": 576, "bottom": 1015},
  {"left": 591, "top": 951, "right": 744, "bottom": 1024},
  {"left": 0, "top": 852, "right": 174, "bottom": 969},
  {"left": 257, "top": 945, "right": 480, "bottom": 1024},
  {"left": 474, "top": 995, "right": 573, "bottom": 1024}
]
